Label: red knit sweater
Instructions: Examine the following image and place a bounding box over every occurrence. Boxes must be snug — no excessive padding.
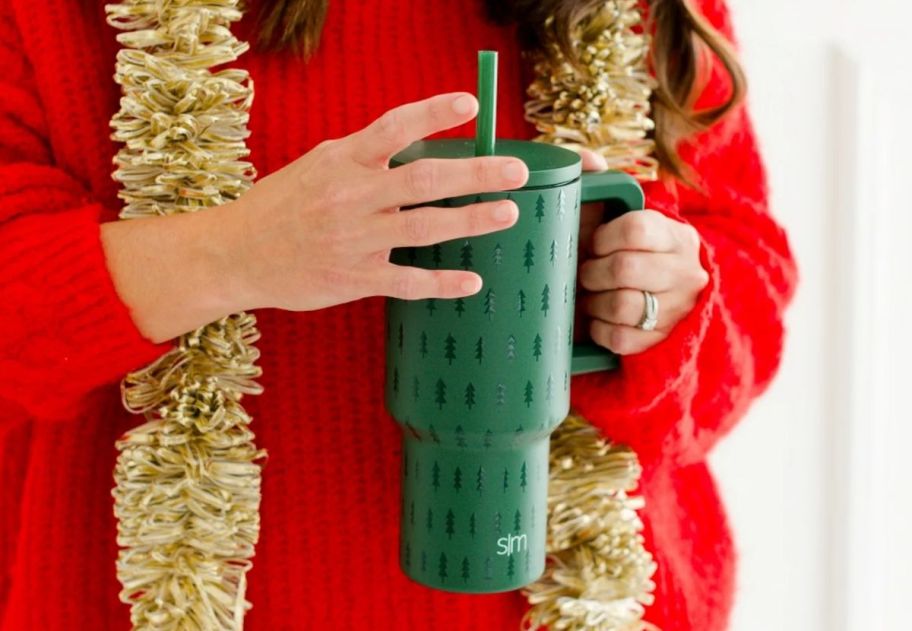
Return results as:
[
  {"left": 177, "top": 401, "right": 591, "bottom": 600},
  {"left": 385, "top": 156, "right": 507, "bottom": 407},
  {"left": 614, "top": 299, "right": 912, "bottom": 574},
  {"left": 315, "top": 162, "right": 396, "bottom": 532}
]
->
[{"left": 0, "top": 0, "right": 797, "bottom": 629}]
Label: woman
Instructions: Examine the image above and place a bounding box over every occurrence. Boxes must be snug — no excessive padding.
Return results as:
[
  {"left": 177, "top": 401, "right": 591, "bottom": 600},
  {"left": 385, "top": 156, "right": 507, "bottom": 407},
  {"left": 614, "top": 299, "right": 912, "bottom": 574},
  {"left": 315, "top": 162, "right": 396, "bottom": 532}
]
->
[{"left": 0, "top": 0, "right": 797, "bottom": 629}]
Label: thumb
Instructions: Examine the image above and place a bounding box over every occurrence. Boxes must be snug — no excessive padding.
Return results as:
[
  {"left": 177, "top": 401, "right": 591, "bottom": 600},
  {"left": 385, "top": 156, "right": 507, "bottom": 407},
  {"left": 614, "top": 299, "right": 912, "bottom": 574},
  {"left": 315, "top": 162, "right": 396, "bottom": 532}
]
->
[{"left": 577, "top": 148, "right": 609, "bottom": 172}]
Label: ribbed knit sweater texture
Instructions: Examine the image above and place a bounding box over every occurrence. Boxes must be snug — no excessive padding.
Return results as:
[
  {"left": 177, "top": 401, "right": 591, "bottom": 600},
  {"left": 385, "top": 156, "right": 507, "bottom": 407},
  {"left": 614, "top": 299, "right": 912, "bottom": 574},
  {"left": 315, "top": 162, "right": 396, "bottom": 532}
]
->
[{"left": 0, "top": 0, "right": 797, "bottom": 629}]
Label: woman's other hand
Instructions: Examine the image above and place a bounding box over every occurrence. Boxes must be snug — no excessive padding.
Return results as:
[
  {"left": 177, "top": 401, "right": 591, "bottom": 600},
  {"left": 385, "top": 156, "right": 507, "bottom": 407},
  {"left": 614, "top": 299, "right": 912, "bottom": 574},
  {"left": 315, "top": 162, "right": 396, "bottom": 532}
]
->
[{"left": 576, "top": 148, "right": 709, "bottom": 355}]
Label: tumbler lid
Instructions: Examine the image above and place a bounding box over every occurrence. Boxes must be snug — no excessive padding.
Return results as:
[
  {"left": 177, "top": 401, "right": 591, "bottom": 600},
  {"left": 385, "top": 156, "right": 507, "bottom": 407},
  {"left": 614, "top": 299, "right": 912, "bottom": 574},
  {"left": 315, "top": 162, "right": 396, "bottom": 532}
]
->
[{"left": 391, "top": 139, "right": 582, "bottom": 189}]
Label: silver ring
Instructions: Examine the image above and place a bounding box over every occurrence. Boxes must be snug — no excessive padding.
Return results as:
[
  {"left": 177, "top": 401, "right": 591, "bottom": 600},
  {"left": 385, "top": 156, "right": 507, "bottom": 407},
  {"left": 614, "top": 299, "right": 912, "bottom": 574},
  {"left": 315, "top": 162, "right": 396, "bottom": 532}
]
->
[{"left": 637, "top": 290, "right": 659, "bottom": 331}]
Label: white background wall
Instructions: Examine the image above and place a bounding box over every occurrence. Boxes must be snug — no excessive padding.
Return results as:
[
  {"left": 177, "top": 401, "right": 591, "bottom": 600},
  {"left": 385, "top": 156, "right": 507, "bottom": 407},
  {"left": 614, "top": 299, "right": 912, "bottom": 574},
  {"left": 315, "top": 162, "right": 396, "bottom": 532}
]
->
[{"left": 711, "top": 1, "right": 912, "bottom": 630}]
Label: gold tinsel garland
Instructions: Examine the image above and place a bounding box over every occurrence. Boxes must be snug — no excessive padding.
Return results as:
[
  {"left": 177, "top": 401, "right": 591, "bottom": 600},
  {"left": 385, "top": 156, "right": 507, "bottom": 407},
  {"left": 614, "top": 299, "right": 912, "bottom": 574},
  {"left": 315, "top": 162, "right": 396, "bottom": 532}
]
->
[
  {"left": 522, "top": 2, "right": 660, "bottom": 630},
  {"left": 106, "top": 1, "right": 264, "bottom": 629},
  {"left": 525, "top": 0, "right": 659, "bottom": 182}
]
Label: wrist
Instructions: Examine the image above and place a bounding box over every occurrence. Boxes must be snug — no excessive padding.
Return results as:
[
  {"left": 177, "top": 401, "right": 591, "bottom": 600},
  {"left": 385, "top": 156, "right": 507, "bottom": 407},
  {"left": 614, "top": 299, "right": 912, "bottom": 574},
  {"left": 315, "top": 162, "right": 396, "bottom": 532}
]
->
[{"left": 192, "top": 199, "right": 261, "bottom": 317}]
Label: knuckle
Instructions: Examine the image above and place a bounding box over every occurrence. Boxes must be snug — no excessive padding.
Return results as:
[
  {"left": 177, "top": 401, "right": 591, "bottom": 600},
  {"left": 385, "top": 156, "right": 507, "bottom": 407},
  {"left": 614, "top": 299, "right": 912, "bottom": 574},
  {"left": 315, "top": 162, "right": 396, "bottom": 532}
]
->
[
  {"left": 317, "top": 182, "right": 351, "bottom": 209},
  {"left": 312, "top": 138, "right": 344, "bottom": 166},
  {"left": 319, "top": 266, "right": 351, "bottom": 292},
  {"left": 426, "top": 97, "right": 445, "bottom": 126},
  {"left": 609, "top": 326, "right": 632, "bottom": 355},
  {"left": 405, "top": 161, "right": 437, "bottom": 198},
  {"left": 682, "top": 223, "right": 702, "bottom": 250},
  {"left": 376, "top": 109, "right": 407, "bottom": 146},
  {"left": 401, "top": 210, "right": 432, "bottom": 244},
  {"left": 691, "top": 265, "right": 710, "bottom": 288},
  {"left": 472, "top": 159, "right": 490, "bottom": 188},
  {"left": 621, "top": 213, "right": 648, "bottom": 247},
  {"left": 610, "top": 253, "right": 637, "bottom": 284},
  {"left": 466, "top": 204, "right": 485, "bottom": 235},
  {"left": 393, "top": 268, "right": 423, "bottom": 300},
  {"left": 608, "top": 291, "right": 631, "bottom": 321}
]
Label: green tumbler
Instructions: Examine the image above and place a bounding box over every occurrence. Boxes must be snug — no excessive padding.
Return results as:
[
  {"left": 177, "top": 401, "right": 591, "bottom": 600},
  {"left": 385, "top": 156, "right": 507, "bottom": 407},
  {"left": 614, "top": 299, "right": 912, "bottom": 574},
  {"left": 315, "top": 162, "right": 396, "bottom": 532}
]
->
[{"left": 385, "top": 138, "right": 643, "bottom": 593}]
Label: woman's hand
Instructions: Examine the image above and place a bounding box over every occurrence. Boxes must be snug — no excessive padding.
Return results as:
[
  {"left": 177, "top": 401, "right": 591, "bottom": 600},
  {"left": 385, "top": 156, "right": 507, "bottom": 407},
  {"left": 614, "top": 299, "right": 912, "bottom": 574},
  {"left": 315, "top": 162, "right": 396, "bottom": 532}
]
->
[
  {"left": 575, "top": 149, "right": 709, "bottom": 355},
  {"left": 103, "top": 92, "right": 528, "bottom": 342},
  {"left": 225, "top": 91, "right": 527, "bottom": 313}
]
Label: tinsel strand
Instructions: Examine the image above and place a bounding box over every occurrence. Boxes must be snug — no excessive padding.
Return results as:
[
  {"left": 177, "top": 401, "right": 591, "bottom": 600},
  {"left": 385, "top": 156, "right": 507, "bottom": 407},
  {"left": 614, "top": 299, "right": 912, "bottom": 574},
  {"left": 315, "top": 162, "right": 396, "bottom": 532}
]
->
[
  {"left": 523, "top": 2, "right": 659, "bottom": 629},
  {"left": 522, "top": 415, "right": 658, "bottom": 631},
  {"left": 106, "top": 1, "right": 264, "bottom": 629},
  {"left": 525, "top": 0, "right": 659, "bottom": 181}
]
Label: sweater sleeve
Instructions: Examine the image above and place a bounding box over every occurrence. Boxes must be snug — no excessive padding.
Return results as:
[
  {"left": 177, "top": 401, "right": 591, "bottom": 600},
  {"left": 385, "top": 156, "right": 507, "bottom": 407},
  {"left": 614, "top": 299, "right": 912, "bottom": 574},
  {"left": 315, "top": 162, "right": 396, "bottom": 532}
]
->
[
  {"left": 569, "top": 0, "right": 798, "bottom": 467},
  {"left": 0, "top": 8, "right": 170, "bottom": 422}
]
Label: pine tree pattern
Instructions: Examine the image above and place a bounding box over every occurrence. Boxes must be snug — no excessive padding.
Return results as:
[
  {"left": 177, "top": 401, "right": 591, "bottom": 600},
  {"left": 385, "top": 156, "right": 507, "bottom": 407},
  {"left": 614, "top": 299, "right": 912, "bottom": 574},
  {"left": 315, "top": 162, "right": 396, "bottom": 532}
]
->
[
  {"left": 514, "top": 509, "right": 522, "bottom": 532},
  {"left": 523, "top": 240, "right": 534, "bottom": 272},
  {"left": 516, "top": 289, "right": 526, "bottom": 317},
  {"left": 476, "top": 465, "right": 485, "bottom": 494},
  {"left": 557, "top": 189, "right": 566, "bottom": 220},
  {"left": 483, "top": 288, "right": 496, "bottom": 320},
  {"left": 546, "top": 374, "right": 553, "bottom": 401},
  {"left": 445, "top": 509, "right": 455, "bottom": 539},
  {"left": 426, "top": 508, "right": 433, "bottom": 532},
  {"left": 438, "top": 553, "right": 448, "bottom": 581},
  {"left": 454, "top": 297, "right": 465, "bottom": 318},
  {"left": 453, "top": 465, "right": 462, "bottom": 491},
  {"left": 455, "top": 425, "right": 466, "bottom": 448},
  {"left": 507, "top": 555, "right": 515, "bottom": 579},
  {"left": 495, "top": 383, "right": 506, "bottom": 406},
  {"left": 464, "top": 382, "right": 476, "bottom": 409},
  {"left": 459, "top": 241, "right": 473, "bottom": 270},
  {"left": 493, "top": 242, "right": 503, "bottom": 265},
  {"left": 426, "top": 297, "right": 437, "bottom": 316},
  {"left": 444, "top": 334, "right": 456, "bottom": 365},
  {"left": 421, "top": 550, "right": 427, "bottom": 573},
  {"left": 413, "top": 376, "right": 420, "bottom": 402},
  {"left": 506, "top": 334, "right": 516, "bottom": 360},
  {"left": 484, "top": 556, "right": 493, "bottom": 580},
  {"left": 502, "top": 467, "right": 509, "bottom": 492},
  {"left": 432, "top": 461, "right": 440, "bottom": 492},
  {"left": 419, "top": 331, "right": 428, "bottom": 357},
  {"left": 520, "top": 461, "right": 528, "bottom": 492},
  {"left": 533, "top": 334, "right": 543, "bottom": 361},
  {"left": 550, "top": 239, "right": 556, "bottom": 264},
  {"left": 469, "top": 512, "right": 477, "bottom": 538},
  {"left": 524, "top": 380, "right": 533, "bottom": 407},
  {"left": 434, "top": 378, "right": 446, "bottom": 409},
  {"left": 541, "top": 284, "right": 550, "bottom": 317},
  {"left": 461, "top": 557, "right": 470, "bottom": 583},
  {"left": 534, "top": 193, "right": 545, "bottom": 222},
  {"left": 474, "top": 336, "right": 484, "bottom": 364},
  {"left": 484, "top": 429, "right": 493, "bottom": 449},
  {"left": 494, "top": 511, "right": 502, "bottom": 533},
  {"left": 567, "top": 232, "right": 574, "bottom": 259},
  {"left": 404, "top": 543, "right": 411, "bottom": 569},
  {"left": 563, "top": 282, "right": 568, "bottom": 305},
  {"left": 392, "top": 367, "right": 399, "bottom": 395}
]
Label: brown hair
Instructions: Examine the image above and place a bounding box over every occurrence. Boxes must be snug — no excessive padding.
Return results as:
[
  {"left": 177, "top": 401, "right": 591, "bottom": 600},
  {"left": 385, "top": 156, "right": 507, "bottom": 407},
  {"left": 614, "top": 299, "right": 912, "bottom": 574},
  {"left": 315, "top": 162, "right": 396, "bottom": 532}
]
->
[{"left": 253, "top": 0, "right": 746, "bottom": 180}]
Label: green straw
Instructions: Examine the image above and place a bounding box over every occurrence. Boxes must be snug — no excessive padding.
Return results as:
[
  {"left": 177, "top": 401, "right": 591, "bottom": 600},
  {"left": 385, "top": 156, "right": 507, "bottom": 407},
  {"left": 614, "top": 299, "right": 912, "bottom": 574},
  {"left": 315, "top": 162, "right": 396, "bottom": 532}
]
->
[{"left": 475, "top": 50, "right": 497, "bottom": 156}]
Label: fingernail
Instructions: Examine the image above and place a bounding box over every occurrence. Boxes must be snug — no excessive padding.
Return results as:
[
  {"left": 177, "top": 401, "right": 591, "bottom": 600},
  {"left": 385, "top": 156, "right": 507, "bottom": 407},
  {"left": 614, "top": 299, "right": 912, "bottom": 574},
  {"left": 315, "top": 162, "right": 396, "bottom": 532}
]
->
[
  {"left": 502, "top": 161, "right": 525, "bottom": 183},
  {"left": 452, "top": 94, "right": 476, "bottom": 115},
  {"left": 492, "top": 202, "right": 516, "bottom": 222},
  {"left": 461, "top": 276, "right": 481, "bottom": 293}
]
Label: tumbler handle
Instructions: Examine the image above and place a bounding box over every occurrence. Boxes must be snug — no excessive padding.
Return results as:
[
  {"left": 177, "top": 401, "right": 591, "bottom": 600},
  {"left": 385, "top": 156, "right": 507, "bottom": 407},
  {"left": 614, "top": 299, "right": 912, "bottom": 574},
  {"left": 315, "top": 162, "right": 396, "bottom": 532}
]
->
[{"left": 570, "top": 171, "right": 644, "bottom": 375}]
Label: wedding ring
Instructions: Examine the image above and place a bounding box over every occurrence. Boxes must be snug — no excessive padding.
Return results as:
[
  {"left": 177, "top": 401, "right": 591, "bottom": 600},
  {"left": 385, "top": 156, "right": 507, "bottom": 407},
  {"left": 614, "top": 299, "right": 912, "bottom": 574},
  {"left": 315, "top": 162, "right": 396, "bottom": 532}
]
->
[{"left": 637, "top": 291, "right": 659, "bottom": 331}]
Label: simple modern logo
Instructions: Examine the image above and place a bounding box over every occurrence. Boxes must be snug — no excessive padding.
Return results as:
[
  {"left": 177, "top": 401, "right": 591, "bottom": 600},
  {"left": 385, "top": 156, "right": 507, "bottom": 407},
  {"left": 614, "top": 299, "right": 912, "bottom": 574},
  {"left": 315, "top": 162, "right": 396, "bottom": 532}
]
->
[{"left": 496, "top": 532, "right": 527, "bottom": 556}]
